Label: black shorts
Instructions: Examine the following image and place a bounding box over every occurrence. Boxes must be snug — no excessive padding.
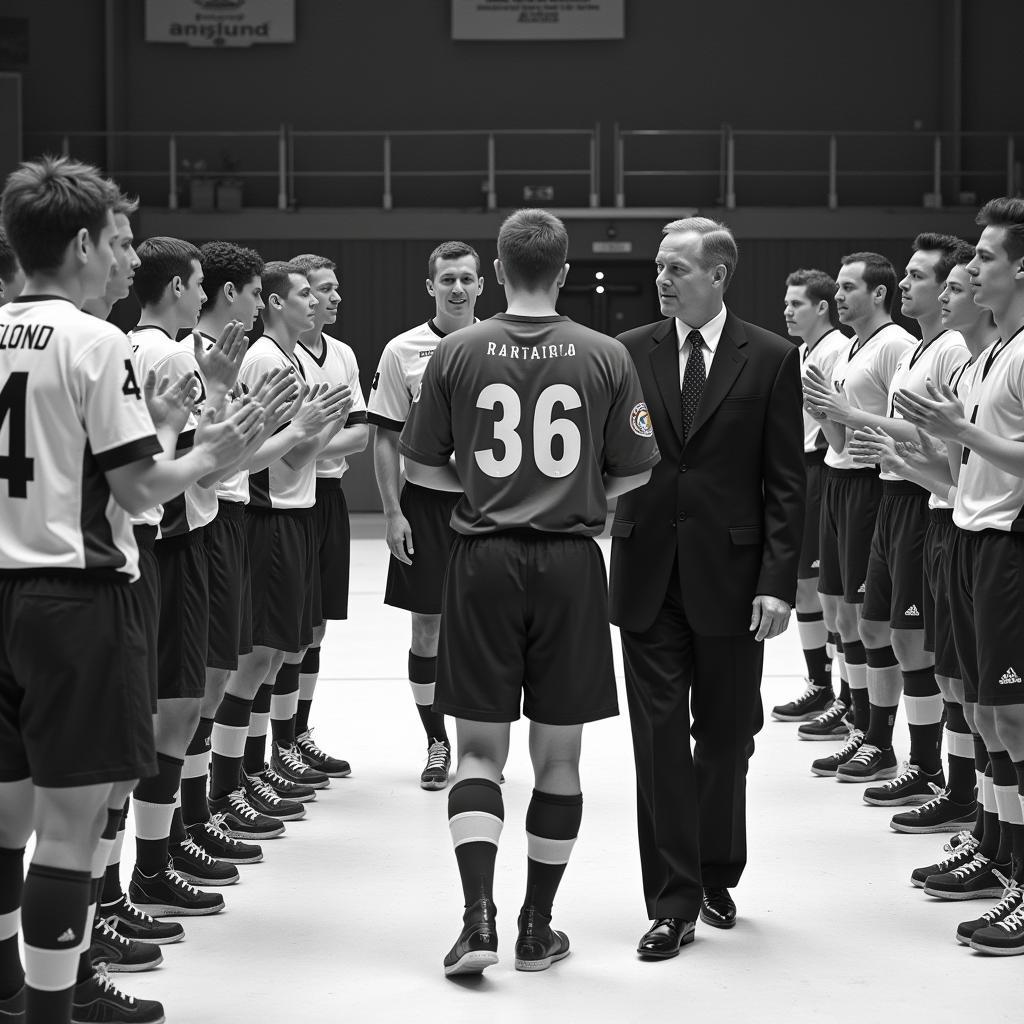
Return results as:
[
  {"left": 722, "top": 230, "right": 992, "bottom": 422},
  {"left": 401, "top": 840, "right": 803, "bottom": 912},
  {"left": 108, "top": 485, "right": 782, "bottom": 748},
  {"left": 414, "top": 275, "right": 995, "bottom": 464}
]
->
[
  {"left": 0, "top": 573, "right": 156, "bottom": 787},
  {"left": 949, "top": 528, "right": 1024, "bottom": 707},
  {"left": 205, "top": 501, "right": 252, "bottom": 671},
  {"left": 435, "top": 531, "right": 619, "bottom": 726},
  {"left": 818, "top": 467, "right": 881, "bottom": 603},
  {"left": 798, "top": 451, "right": 826, "bottom": 579},
  {"left": 922, "top": 510, "right": 959, "bottom": 679},
  {"left": 384, "top": 482, "right": 458, "bottom": 615},
  {"left": 246, "top": 508, "right": 317, "bottom": 654},
  {"left": 862, "top": 482, "right": 930, "bottom": 629},
  {"left": 315, "top": 478, "right": 351, "bottom": 621},
  {"left": 155, "top": 531, "right": 210, "bottom": 701},
  {"left": 133, "top": 525, "right": 160, "bottom": 713}
]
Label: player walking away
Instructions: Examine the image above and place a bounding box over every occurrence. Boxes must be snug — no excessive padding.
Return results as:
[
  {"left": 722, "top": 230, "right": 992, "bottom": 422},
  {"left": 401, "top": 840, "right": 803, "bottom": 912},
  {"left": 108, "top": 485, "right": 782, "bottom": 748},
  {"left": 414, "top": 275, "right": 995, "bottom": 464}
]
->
[
  {"left": 290, "top": 253, "right": 368, "bottom": 777},
  {"left": 772, "top": 269, "right": 848, "bottom": 726},
  {"left": 0, "top": 226, "right": 26, "bottom": 306},
  {"left": 0, "top": 156, "right": 261, "bottom": 1024},
  {"left": 802, "top": 253, "right": 915, "bottom": 781},
  {"left": 400, "top": 210, "right": 659, "bottom": 976},
  {"left": 895, "top": 199, "right": 1024, "bottom": 952},
  {"left": 368, "top": 241, "right": 484, "bottom": 790}
]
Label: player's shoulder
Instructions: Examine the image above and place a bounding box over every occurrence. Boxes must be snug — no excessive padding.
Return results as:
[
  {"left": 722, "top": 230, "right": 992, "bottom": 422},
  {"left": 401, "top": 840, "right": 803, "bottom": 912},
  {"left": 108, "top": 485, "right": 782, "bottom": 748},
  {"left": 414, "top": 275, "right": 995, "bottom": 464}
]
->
[
  {"left": 881, "top": 322, "right": 917, "bottom": 348},
  {"left": 321, "top": 331, "right": 358, "bottom": 362},
  {"left": 384, "top": 320, "right": 438, "bottom": 354}
]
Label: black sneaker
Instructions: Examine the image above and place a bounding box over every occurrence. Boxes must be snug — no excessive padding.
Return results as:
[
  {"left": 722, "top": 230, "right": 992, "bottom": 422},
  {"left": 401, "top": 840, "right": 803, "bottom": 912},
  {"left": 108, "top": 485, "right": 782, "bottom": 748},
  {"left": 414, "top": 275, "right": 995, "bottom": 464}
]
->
[
  {"left": 295, "top": 729, "right": 351, "bottom": 778},
  {"left": 444, "top": 898, "right": 499, "bottom": 977},
  {"left": 514, "top": 906, "right": 570, "bottom": 972},
  {"left": 0, "top": 986, "right": 23, "bottom": 1022},
  {"left": 256, "top": 762, "right": 316, "bottom": 803},
  {"left": 911, "top": 832, "right": 980, "bottom": 888},
  {"left": 188, "top": 817, "right": 263, "bottom": 865},
  {"left": 798, "top": 699, "right": 852, "bottom": 741},
  {"left": 208, "top": 788, "right": 286, "bottom": 839},
  {"left": 99, "top": 894, "right": 184, "bottom": 945},
  {"left": 71, "top": 967, "right": 164, "bottom": 1024},
  {"left": 890, "top": 791, "right": 978, "bottom": 834},
  {"left": 971, "top": 902, "right": 1024, "bottom": 955},
  {"left": 272, "top": 742, "right": 330, "bottom": 790},
  {"left": 89, "top": 919, "right": 163, "bottom": 973},
  {"left": 128, "top": 863, "right": 225, "bottom": 917},
  {"left": 171, "top": 835, "right": 239, "bottom": 886},
  {"left": 242, "top": 771, "right": 307, "bottom": 821},
  {"left": 863, "top": 762, "right": 944, "bottom": 806},
  {"left": 421, "top": 739, "right": 452, "bottom": 792},
  {"left": 924, "top": 854, "right": 1012, "bottom": 900},
  {"left": 957, "top": 880, "right": 1024, "bottom": 945},
  {"left": 810, "top": 729, "right": 864, "bottom": 777},
  {"left": 771, "top": 682, "right": 833, "bottom": 722},
  {"left": 836, "top": 742, "right": 898, "bottom": 783}
]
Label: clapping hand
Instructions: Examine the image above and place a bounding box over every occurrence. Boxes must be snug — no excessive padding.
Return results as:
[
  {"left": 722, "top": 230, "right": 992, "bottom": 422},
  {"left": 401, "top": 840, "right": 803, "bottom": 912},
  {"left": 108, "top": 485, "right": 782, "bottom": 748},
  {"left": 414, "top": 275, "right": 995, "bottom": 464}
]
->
[
  {"left": 848, "top": 425, "right": 901, "bottom": 474},
  {"left": 144, "top": 369, "right": 198, "bottom": 436},
  {"left": 802, "top": 363, "right": 851, "bottom": 424},
  {"left": 292, "top": 382, "right": 353, "bottom": 437},
  {"left": 893, "top": 378, "right": 966, "bottom": 442},
  {"left": 194, "top": 394, "right": 265, "bottom": 469},
  {"left": 192, "top": 321, "right": 247, "bottom": 398},
  {"left": 248, "top": 367, "right": 302, "bottom": 434}
]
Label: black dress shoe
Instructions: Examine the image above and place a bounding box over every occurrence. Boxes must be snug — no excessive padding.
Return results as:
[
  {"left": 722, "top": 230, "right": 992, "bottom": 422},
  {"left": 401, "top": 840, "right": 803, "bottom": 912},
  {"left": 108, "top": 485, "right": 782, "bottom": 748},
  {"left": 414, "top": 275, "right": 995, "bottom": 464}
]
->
[
  {"left": 700, "top": 887, "right": 736, "bottom": 929},
  {"left": 636, "top": 918, "right": 696, "bottom": 959}
]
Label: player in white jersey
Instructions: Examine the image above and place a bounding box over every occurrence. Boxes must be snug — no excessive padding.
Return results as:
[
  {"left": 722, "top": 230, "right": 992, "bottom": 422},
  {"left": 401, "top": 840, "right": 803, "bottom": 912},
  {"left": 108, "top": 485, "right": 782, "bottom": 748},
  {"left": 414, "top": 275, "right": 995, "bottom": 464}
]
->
[
  {"left": 0, "top": 227, "right": 25, "bottom": 307},
  {"left": 368, "top": 241, "right": 484, "bottom": 790},
  {"left": 0, "top": 157, "right": 260, "bottom": 1024},
  {"left": 771, "top": 269, "right": 849, "bottom": 728},
  {"left": 802, "top": 253, "right": 916, "bottom": 781},
  {"left": 288, "top": 253, "right": 368, "bottom": 778}
]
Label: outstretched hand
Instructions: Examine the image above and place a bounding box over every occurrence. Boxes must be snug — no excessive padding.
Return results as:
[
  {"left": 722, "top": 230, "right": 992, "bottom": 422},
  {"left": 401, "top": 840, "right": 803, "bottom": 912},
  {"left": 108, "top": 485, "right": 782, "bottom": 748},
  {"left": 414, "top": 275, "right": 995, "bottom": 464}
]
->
[
  {"left": 144, "top": 369, "right": 198, "bottom": 435},
  {"left": 893, "top": 378, "right": 966, "bottom": 441},
  {"left": 193, "top": 321, "right": 247, "bottom": 396}
]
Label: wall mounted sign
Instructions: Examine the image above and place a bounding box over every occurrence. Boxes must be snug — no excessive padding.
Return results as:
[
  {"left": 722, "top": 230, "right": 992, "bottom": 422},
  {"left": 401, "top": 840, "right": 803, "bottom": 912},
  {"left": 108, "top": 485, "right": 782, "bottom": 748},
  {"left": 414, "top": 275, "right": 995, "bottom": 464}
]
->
[
  {"left": 452, "top": 1, "right": 624, "bottom": 41},
  {"left": 145, "top": 0, "right": 295, "bottom": 47}
]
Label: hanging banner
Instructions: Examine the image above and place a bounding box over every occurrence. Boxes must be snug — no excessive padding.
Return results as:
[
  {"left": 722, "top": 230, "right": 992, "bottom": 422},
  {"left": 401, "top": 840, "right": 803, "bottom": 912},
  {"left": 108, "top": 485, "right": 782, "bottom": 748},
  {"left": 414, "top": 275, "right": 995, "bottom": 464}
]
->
[
  {"left": 145, "top": 0, "right": 295, "bottom": 48},
  {"left": 452, "top": 1, "right": 624, "bottom": 41}
]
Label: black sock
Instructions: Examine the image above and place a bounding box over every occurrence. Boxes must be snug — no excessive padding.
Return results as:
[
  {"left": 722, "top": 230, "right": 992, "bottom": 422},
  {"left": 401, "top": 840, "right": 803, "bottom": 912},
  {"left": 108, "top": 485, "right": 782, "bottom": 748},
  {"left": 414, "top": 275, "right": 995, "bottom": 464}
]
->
[
  {"left": 523, "top": 790, "right": 583, "bottom": 919},
  {"left": 295, "top": 646, "right": 320, "bottom": 736},
  {"left": 133, "top": 752, "right": 184, "bottom": 875},
  {"left": 410, "top": 651, "right": 448, "bottom": 745},
  {"left": 943, "top": 701, "right": 976, "bottom": 803},
  {"left": 990, "top": 751, "right": 1016, "bottom": 865},
  {"left": 211, "top": 692, "right": 253, "bottom": 799},
  {"left": 843, "top": 639, "right": 869, "bottom": 731},
  {"left": 0, "top": 847, "right": 24, "bottom": 1000},
  {"left": 864, "top": 702, "right": 899, "bottom": 750},
  {"left": 169, "top": 806, "right": 188, "bottom": 847},
  {"left": 270, "top": 662, "right": 301, "bottom": 748},
  {"left": 448, "top": 778, "right": 504, "bottom": 907},
  {"left": 903, "top": 666, "right": 943, "bottom": 773},
  {"left": 101, "top": 799, "right": 129, "bottom": 904},
  {"left": 796, "top": 610, "right": 831, "bottom": 690},
  {"left": 244, "top": 683, "right": 273, "bottom": 775},
  {"left": 181, "top": 717, "right": 214, "bottom": 827}
]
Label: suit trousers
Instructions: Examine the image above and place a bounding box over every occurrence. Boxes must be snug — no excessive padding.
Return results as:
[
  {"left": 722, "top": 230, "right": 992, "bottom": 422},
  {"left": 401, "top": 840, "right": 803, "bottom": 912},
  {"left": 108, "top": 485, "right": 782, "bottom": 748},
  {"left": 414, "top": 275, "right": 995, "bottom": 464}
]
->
[{"left": 621, "top": 562, "right": 765, "bottom": 920}]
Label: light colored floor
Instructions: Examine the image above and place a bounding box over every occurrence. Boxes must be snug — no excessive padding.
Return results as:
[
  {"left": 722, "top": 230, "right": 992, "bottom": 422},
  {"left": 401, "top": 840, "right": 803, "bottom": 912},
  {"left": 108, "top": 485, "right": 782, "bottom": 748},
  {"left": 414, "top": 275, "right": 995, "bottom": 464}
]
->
[{"left": 107, "top": 518, "right": 1018, "bottom": 1023}]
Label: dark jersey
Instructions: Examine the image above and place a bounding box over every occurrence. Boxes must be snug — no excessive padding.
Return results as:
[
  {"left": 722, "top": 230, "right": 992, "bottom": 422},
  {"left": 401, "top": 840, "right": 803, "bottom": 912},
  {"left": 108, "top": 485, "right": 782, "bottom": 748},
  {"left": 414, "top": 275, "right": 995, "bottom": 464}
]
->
[{"left": 399, "top": 313, "right": 660, "bottom": 536}]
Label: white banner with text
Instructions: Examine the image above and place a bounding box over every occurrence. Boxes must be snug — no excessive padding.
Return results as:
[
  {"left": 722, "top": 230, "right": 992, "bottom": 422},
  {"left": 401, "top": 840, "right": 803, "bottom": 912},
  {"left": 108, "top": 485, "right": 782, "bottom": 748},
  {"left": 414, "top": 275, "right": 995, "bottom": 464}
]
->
[{"left": 452, "top": 0, "right": 624, "bottom": 41}]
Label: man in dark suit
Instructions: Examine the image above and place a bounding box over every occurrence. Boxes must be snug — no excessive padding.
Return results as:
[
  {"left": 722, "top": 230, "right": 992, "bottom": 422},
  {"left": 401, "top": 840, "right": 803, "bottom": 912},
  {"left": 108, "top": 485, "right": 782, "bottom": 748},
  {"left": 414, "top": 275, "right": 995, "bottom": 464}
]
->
[{"left": 609, "top": 217, "right": 805, "bottom": 958}]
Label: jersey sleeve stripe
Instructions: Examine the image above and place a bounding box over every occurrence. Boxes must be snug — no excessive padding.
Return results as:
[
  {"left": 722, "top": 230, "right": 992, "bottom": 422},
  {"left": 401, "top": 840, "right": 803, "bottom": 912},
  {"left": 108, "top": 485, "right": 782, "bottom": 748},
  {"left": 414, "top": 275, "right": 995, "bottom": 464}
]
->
[
  {"left": 175, "top": 428, "right": 196, "bottom": 451},
  {"left": 93, "top": 435, "right": 163, "bottom": 472},
  {"left": 344, "top": 410, "right": 369, "bottom": 426},
  {"left": 397, "top": 440, "right": 450, "bottom": 467},
  {"left": 367, "top": 412, "right": 405, "bottom": 432},
  {"left": 602, "top": 451, "right": 662, "bottom": 477}
]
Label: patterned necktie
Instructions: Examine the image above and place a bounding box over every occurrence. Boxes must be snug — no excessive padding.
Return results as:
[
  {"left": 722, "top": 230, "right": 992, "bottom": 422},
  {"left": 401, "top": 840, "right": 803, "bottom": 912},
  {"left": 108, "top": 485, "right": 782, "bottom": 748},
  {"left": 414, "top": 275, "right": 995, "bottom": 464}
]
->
[{"left": 680, "top": 329, "right": 706, "bottom": 442}]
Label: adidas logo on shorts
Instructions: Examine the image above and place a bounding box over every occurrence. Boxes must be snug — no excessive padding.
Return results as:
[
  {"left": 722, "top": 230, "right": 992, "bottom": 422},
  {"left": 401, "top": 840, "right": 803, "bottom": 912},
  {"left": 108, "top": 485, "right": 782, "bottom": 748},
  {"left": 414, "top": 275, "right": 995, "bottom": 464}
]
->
[
  {"left": 57, "top": 928, "right": 77, "bottom": 943},
  {"left": 904, "top": 604, "right": 920, "bottom": 617},
  {"left": 999, "top": 667, "right": 1022, "bottom": 686},
  {"left": 857, "top": 582, "right": 866, "bottom": 593},
  {"left": 811, "top": 559, "right": 820, "bottom": 569}
]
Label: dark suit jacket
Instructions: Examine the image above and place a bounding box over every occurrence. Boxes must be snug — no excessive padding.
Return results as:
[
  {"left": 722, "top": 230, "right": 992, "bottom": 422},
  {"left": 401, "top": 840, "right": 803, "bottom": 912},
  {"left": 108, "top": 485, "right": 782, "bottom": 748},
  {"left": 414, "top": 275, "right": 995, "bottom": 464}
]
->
[{"left": 608, "top": 312, "right": 805, "bottom": 636}]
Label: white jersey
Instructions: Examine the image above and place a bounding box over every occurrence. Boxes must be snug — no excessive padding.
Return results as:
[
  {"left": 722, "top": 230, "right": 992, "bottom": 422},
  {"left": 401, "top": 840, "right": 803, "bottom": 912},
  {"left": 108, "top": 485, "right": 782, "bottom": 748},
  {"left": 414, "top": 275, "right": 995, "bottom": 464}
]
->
[
  {"left": 954, "top": 328, "right": 1024, "bottom": 532},
  {"left": 929, "top": 354, "right": 981, "bottom": 511},
  {"left": 881, "top": 329, "right": 969, "bottom": 482},
  {"left": 824, "top": 322, "right": 916, "bottom": 471},
  {"left": 0, "top": 296, "right": 160, "bottom": 581},
  {"left": 196, "top": 331, "right": 247, "bottom": 504},
  {"left": 366, "top": 320, "right": 450, "bottom": 432},
  {"left": 239, "top": 336, "right": 316, "bottom": 510},
  {"left": 129, "top": 327, "right": 218, "bottom": 536},
  {"left": 295, "top": 332, "right": 368, "bottom": 480},
  {"left": 801, "top": 328, "right": 847, "bottom": 453}
]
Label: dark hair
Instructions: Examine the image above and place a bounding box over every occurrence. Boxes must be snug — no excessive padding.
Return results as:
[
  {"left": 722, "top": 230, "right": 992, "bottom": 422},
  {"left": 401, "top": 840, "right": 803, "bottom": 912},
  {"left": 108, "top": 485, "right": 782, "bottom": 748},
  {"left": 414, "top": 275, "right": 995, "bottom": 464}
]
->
[
  {"left": 0, "top": 226, "right": 18, "bottom": 284},
  {"left": 841, "top": 251, "right": 897, "bottom": 314},
  {"left": 199, "top": 241, "right": 265, "bottom": 312},
  {"left": 133, "top": 236, "right": 202, "bottom": 307},
  {"left": 976, "top": 197, "right": 1024, "bottom": 263},
  {"left": 496, "top": 210, "right": 567, "bottom": 290},
  {"left": 912, "top": 232, "right": 967, "bottom": 283},
  {"left": 261, "top": 260, "right": 306, "bottom": 307},
  {"left": 427, "top": 240, "right": 481, "bottom": 280},
  {"left": 662, "top": 216, "right": 739, "bottom": 290},
  {"left": 0, "top": 156, "right": 117, "bottom": 274},
  {"left": 951, "top": 241, "right": 977, "bottom": 267},
  {"left": 290, "top": 253, "right": 336, "bottom": 276},
  {"left": 785, "top": 268, "right": 839, "bottom": 326}
]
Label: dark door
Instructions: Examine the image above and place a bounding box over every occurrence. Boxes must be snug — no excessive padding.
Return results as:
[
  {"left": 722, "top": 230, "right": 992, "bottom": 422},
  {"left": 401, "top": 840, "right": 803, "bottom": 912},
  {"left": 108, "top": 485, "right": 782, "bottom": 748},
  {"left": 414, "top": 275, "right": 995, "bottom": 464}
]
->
[{"left": 557, "top": 260, "right": 660, "bottom": 336}]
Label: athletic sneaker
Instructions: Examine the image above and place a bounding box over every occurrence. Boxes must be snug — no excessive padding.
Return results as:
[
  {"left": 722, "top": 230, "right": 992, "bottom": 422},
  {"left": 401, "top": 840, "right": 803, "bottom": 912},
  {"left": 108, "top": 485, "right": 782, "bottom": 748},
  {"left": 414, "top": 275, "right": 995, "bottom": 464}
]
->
[
  {"left": 188, "top": 817, "right": 263, "bottom": 865},
  {"left": 835, "top": 743, "right": 898, "bottom": 783},
  {"left": 863, "top": 762, "right": 944, "bottom": 806},
  {"left": 515, "top": 906, "right": 570, "bottom": 972},
  {"left": 911, "top": 832, "right": 980, "bottom": 888},
  {"left": 242, "top": 771, "right": 307, "bottom": 821},
  {"left": 100, "top": 894, "right": 184, "bottom": 945},
  {"left": 444, "top": 897, "right": 499, "bottom": 977},
  {"left": 924, "top": 854, "right": 1011, "bottom": 900},
  {"left": 971, "top": 902, "right": 1024, "bottom": 955},
  {"left": 208, "top": 789, "right": 287, "bottom": 839},
  {"left": 0, "top": 986, "right": 23, "bottom": 1021},
  {"left": 89, "top": 918, "right": 163, "bottom": 973},
  {"left": 890, "top": 791, "right": 978, "bottom": 834},
  {"left": 810, "top": 729, "right": 864, "bottom": 777},
  {"left": 295, "top": 728, "right": 351, "bottom": 777},
  {"left": 771, "top": 682, "right": 833, "bottom": 722},
  {"left": 957, "top": 880, "right": 1023, "bottom": 945},
  {"left": 798, "top": 698, "right": 852, "bottom": 741},
  {"left": 256, "top": 762, "right": 316, "bottom": 803},
  {"left": 171, "top": 835, "right": 239, "bottom": 886},
  {"left": 421, "top": 739, "right": 452, "bottom": 791},
  {"left": 272, "top": 742, "right": 330, "bottom": 789},
  {"left": 71, "top": 967, "right": 164, "bottom": 1024},
  {"left": 128, "top": 863, "right": 225, "bottom": 917}
]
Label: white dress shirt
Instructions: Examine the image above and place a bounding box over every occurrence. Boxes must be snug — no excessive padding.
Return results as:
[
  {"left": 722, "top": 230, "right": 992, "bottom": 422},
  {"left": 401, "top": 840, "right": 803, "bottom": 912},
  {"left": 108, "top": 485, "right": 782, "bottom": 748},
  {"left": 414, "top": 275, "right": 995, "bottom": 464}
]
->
[{"left": 675, "top": 305, "right": 728, "bottom": 389}]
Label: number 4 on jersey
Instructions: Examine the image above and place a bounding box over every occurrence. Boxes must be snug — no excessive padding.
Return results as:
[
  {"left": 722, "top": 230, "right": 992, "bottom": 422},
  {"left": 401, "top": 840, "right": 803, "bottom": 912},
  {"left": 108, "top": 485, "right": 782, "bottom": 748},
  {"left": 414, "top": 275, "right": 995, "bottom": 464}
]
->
[{"left": 0, "top": 372, "right": 35, "bottom": 498}]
